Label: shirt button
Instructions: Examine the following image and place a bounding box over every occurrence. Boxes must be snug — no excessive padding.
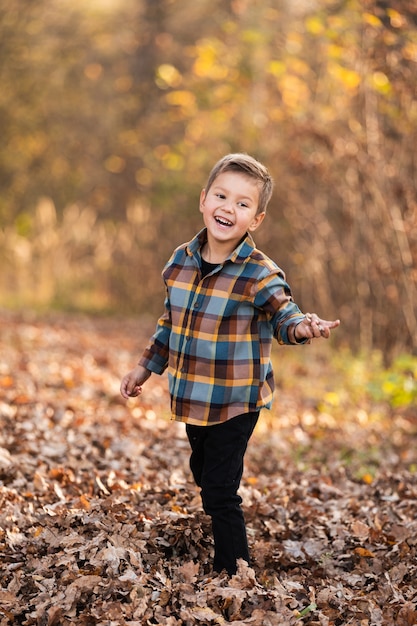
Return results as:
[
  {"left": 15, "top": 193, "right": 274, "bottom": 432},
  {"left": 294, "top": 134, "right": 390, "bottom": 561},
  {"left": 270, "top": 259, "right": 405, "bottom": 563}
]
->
[{"left": 194, "top": 301, "right": 200, "bottom": 309}]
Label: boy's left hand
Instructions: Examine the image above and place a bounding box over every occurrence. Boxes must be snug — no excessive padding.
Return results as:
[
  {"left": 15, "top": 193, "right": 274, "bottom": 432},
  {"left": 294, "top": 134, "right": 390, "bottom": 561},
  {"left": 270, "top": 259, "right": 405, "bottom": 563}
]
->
[{"left": 295, "top": 313, "right": 340, "bottom": 341}]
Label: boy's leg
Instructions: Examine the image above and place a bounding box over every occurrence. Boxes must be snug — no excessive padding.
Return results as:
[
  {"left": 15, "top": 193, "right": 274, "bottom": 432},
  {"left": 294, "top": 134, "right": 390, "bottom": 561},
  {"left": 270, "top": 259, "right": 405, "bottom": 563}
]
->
[
  {"left": 186, "top": 424, "right": 206, "bottom": 488},
  {"left": 186, "top": 411, "right": 259, "bottom": 575}
]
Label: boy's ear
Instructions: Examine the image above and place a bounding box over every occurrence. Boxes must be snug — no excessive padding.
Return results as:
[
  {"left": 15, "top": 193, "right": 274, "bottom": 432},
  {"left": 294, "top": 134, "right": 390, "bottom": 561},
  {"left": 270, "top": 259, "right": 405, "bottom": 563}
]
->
[
  {"left": 199, "top": 188, "right": 206, "bottom": 212},
  {"left": 248, "top": 211, "right": 266, "bottom": 232}
]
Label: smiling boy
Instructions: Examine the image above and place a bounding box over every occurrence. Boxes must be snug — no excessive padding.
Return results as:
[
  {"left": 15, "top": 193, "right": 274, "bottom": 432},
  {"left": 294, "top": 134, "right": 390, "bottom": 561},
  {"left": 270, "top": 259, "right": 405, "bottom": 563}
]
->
[{"left": 120, "top": 153, "right": 340, "bottom": 576}]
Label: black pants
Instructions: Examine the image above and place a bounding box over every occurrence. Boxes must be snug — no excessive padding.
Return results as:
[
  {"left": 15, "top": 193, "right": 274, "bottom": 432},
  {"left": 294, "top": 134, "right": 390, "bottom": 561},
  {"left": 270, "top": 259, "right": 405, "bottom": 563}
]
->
[{"left": 186, "top": 411, "right": 259, "bottom": 575}]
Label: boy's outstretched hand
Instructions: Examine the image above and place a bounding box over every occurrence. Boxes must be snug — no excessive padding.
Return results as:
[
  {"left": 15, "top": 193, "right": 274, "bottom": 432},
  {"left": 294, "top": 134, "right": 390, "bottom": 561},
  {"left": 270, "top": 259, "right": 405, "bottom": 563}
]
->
[
  {"left": 120, "top": 365, "right": 151, "bottom": 399},
  {"left": 295, "top": 313, "right": 340, "bottom": 342}
]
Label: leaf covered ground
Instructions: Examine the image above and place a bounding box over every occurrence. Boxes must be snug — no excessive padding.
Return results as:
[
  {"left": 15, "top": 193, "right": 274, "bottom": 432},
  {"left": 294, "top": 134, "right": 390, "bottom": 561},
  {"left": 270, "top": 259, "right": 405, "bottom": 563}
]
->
[{"left": 1, "top": 311, "right": 417, "bottom": 626}]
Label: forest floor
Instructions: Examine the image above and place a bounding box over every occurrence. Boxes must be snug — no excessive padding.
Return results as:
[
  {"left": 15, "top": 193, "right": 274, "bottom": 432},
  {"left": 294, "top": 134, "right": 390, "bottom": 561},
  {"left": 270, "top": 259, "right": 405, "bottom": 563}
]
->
[{"left": 1, "top": 310, "right": 417, "bottom": 626}]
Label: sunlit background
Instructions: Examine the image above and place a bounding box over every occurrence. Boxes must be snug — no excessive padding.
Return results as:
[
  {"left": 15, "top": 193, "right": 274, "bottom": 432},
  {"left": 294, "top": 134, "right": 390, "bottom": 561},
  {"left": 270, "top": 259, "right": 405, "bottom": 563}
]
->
[{"left": 0, "top": 0, "right": 416, "bottom": 358}]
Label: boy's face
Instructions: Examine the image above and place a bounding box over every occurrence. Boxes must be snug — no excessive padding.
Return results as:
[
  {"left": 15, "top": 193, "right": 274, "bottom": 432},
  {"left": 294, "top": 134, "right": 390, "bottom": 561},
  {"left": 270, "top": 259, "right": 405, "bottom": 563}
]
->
[{"left": 199, "top": 172, "right": 265, "bottom": 250}]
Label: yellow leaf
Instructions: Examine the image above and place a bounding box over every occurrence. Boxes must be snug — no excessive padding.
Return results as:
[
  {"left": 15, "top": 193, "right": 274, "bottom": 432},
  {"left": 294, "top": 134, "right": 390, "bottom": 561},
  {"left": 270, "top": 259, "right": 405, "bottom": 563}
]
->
[
  {"left": 192, "top": 41, "right": 228, "bottom": 80},
  {"left": 267, "top": 60, "right": 285, "bottom": 78},
  {"left": 371, "top": 72, "right": 391, "bottom": 95},
  {"left": 305, "top": 16, "right": 325, "bottom": 35},
  {"left": 329, "top": 64, "right": 361, "bottom": 90},
  {"left": 242, "top": 29, "right": 264, "bottom": 45},
  {"left": 328, "top": 44, "right": 343, "bottom": 59},
  {"left": 156, "top": 64, "right": 182, "bottom": 88},
  {"left": 165, "top": 90, "right": 196, "bottom": 111},
  {"left": 382, "top": 380, "right": 396, "bottom": 394},
  {"left": 363, "top": 12, "right": 382, "bottom": 28},
  {"left": 161, "top": 152, "right": 185, "bottom": 172},
  {"left": 362, "top": 473, "right": 374, "bottom": 484},
  {"left": 324, "top": 391, "right": 340, "bottom": 407},
  {"left": 387, "top": 9, "right": 406, "bottom": 28}
]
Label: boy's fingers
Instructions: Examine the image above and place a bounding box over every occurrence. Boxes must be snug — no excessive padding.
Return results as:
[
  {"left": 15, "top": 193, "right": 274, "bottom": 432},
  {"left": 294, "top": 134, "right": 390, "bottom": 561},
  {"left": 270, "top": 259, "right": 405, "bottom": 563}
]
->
[
  {"left": 316, "top": 318, "right": 340, "bottom": 330},
  {"left": 318, "top": 319, "right": 340, "bottom": 338},
  {"left": 120, "top": 382, "right": 130, "bottom": 398},
  {"left": 306, "top": 317, "right": 340, "bottom": 339},
  {"left": 326, "top": 319, "right": 341, "bottom": 329},
  {"left": 121, "top": 376, "right": 136, "bottom": 398},
  {"left": 305, "top": 313, "right": 340, "bottom": 328}
]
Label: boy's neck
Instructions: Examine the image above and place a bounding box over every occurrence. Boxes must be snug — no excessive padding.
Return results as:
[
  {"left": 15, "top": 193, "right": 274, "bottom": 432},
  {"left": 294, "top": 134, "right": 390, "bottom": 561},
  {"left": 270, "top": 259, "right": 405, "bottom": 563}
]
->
[{"left": 201, "top": 238, "right": 238, "bottom": 264}]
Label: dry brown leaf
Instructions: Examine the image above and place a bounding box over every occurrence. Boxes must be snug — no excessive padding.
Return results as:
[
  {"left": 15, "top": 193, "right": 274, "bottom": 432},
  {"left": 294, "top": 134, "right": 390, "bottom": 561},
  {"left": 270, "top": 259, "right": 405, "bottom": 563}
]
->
[
  {"left": 178, "top": 560, "right": 200, "bottom": 583},
  {"left": 180, "top": 605, "right": 226, "bottom": 624},
  {"left": 351, "top": 519, "right": 370, "bottom": 540}
]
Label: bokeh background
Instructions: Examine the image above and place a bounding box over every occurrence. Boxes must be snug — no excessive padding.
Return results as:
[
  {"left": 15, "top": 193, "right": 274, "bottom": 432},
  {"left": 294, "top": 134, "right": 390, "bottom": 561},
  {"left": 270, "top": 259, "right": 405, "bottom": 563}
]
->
[
  {"left": 1, "top": 0, "right": 416, "bottom": 359},
  {"left": 1, "top": 6, "right": 417, "bottom": 619}
]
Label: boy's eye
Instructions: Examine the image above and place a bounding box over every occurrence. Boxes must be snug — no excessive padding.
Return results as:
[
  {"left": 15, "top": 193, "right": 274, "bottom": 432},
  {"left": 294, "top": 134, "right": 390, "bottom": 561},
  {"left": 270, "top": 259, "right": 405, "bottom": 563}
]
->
[{"left": 213, "top": 193, "right": 250, "bottom": 208}]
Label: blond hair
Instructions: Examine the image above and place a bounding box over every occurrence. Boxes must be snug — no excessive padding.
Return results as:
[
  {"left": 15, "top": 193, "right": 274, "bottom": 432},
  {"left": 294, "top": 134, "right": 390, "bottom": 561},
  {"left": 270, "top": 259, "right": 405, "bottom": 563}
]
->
[{"left": 204, "top": 153, "right": 274, "bottom": 214}]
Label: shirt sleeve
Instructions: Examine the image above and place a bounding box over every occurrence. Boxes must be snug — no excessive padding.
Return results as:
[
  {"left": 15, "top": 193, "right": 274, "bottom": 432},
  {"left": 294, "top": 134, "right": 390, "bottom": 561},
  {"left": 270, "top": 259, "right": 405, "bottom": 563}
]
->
[
  {"left": 138, "top": 291, "right": 171, "bottom": 374},
  {"left": 254, "top": 271, "right": 308, "bottom": 345}
]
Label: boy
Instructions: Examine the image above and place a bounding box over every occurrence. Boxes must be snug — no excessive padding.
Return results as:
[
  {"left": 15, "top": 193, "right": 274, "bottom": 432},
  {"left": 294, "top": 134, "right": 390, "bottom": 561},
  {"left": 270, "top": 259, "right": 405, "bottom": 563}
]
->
[{"left": 120, "top": 153, "right": 340, "bottom": 576}]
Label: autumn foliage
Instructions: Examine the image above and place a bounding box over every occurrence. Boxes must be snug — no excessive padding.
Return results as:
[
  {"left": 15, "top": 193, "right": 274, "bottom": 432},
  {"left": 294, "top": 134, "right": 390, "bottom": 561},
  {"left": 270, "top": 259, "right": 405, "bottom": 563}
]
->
[
  {"left": 1, "top": 311, "right": 417, "bottom": 625},
  {"left": 1, "top": 1, "right": 417, "bottom": 624},
  {"left": 0, "top": 0, "right": 416, "bottom": 356}
]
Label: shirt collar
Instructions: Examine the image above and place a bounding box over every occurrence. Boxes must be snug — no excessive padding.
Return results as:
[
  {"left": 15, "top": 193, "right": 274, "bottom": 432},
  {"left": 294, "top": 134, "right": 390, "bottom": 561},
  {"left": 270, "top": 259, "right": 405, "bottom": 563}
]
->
[{"left": 186, "top": 228, "right": 256, "bottom": 264}]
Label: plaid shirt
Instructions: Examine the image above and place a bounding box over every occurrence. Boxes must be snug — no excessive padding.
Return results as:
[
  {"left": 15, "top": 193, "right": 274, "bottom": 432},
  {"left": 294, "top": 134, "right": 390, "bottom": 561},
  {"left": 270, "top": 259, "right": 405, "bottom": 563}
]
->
[{"left": 139, "top": 228, "right": 306, "bottom": 426}]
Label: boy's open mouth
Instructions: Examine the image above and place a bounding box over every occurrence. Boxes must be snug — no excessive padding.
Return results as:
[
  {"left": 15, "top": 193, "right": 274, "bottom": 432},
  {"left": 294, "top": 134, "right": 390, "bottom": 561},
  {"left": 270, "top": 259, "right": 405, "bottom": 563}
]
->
[{"left": 215, "top": 216, "right": 233, "bottom": 227}]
